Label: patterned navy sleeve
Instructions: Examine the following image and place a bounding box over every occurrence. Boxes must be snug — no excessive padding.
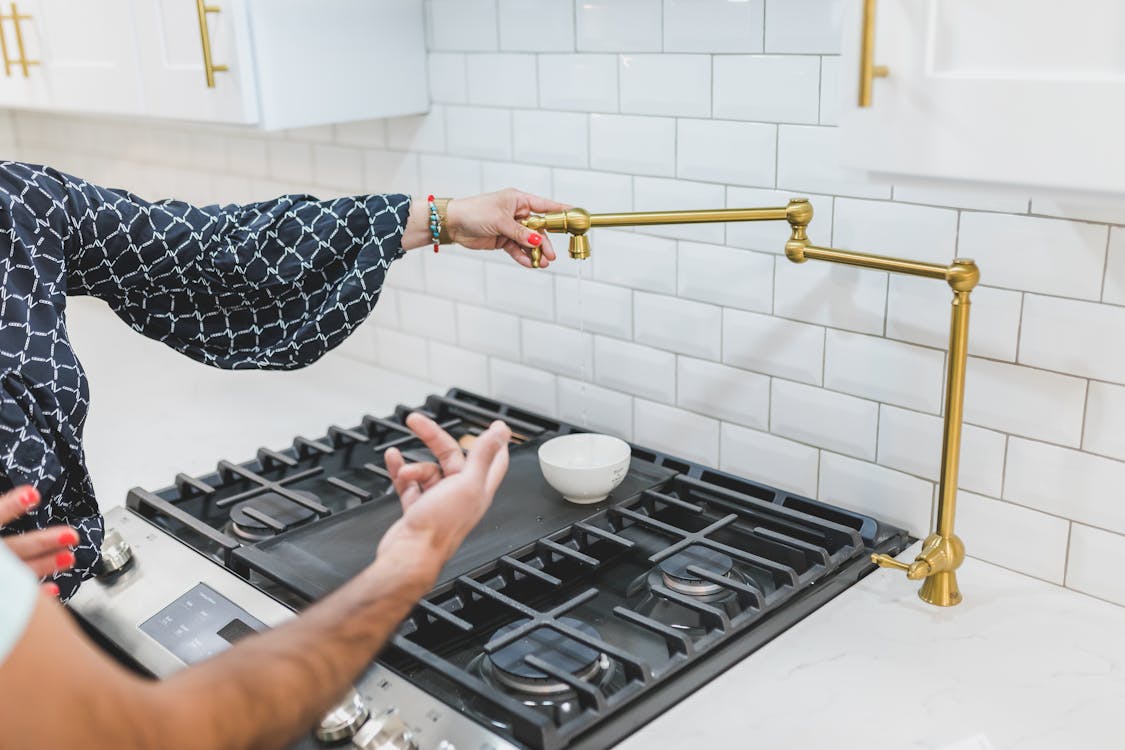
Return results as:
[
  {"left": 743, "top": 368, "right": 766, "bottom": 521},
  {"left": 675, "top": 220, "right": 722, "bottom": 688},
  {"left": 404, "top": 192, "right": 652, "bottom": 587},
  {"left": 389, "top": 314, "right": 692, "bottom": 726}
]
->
[
  {"left": 0, "top": 161, "right": 410, "bottom": 599},
  {"left": 61, "top": 168, "right": 411, "bottom": 369}
]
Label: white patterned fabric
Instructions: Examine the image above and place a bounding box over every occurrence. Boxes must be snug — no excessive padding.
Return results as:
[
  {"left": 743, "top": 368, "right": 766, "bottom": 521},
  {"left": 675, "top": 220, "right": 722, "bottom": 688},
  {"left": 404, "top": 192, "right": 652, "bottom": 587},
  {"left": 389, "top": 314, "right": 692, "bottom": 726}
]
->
[{"left": 0, "top": 162, "right": 410, "bottom": 599}]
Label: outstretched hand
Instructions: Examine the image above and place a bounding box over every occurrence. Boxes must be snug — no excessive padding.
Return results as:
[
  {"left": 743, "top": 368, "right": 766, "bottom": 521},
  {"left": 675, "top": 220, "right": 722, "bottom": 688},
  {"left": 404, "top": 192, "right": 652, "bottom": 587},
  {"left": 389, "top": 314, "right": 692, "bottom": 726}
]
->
[
  {"left": 378, "top": 414, "right": 510, "bottom": 576},
  {"left": 0, "top": 485, "right": 76, "bottom": 596},
  {"left": 445, "top": 189, "right": 569, "bottom": 268}
]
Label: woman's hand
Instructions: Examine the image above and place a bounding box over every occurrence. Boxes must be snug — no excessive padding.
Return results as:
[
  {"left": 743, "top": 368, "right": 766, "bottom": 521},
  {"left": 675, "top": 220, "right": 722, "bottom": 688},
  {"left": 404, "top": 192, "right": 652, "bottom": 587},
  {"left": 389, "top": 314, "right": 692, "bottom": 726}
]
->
[
  {"left": 403, "top": 189, "right": 569, "bottom": 268},
  {"left": 0, "top": 485, "right": 76, "bottom": 597},
  {"left": 377, "top": 414, "right": 510, "bottom": 583}
]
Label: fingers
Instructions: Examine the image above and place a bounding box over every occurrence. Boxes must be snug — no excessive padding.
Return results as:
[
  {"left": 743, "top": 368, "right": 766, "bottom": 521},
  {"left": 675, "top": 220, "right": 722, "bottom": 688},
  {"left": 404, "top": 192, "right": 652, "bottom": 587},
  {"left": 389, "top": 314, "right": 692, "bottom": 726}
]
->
[
  {"left": 465, "top": 421, "right": 512, "bottom": 493},
  {"left": 500, "top": 217, "right": 547, "bottom": 254},
  {"left": 395, "top": 462, "right": 442, "bottom": 490},
  {"left": 502, "top": 242, "right": 535, "bottom": 269},
  {"left": 538, "top": 232, "right": 558, "bottom": 262},
  {"left": 521, "top": 193, "right": 570, "bottom": 214},
  {"left": 4, "top": 526, "right": 77, "bottom": 564},
  {"left": 0, "top": 485, "right": 40, "bottom": 527},
  {"left": 19, "top": 547, "right": 75, "bottom": 580},
  {"left": 405, "top": 412, "right": 466, "bottom": 475}
]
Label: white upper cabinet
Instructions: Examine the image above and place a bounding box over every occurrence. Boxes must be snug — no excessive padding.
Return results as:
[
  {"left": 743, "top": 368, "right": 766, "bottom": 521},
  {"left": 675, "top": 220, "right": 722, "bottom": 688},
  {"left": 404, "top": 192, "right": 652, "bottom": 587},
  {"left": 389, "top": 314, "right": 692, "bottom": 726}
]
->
[
  {"left": 838, "top": 0, "right": 1125, "bottom": 196},
  {"left": 0, "top": 0, "right": 142, "bottom": 113},
  {"left": 0, "top": 0, "right": 428, "bottom": 129}
]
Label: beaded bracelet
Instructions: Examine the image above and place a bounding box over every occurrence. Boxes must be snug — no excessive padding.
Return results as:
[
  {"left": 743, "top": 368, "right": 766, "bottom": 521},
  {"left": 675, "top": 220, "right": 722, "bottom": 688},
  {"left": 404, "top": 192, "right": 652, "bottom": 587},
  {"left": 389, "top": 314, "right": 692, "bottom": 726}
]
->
[{"left": 427, "top": 194, "right": 441, "bottom": 253}]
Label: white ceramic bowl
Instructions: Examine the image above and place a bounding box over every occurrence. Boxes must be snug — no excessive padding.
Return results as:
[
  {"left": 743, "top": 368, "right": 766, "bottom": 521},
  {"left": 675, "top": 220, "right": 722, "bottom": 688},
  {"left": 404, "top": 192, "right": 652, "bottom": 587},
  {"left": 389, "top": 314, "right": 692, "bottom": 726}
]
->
[{"left": 538, "top": 433, "right": 631, "bottom": 504}]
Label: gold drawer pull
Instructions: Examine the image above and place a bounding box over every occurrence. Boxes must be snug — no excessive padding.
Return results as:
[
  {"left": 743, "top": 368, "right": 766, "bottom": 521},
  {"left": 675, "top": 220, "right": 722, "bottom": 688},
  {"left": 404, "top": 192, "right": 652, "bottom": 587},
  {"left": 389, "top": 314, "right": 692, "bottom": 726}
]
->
[
  {"left": 0, "top": 2, "right": 39, "bottom": 78},
  {"left": 195, "top": 0, "right": 228, "bottom": 88},
  {"left": 858, "top": 0, "right": 889, "bottom": 107}
]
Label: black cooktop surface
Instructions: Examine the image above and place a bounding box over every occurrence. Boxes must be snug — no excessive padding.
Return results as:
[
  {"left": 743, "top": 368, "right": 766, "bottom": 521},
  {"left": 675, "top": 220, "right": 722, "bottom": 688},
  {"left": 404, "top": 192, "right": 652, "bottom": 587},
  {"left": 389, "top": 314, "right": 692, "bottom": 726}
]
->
[{"left": 126, "top": 389, "right": 910, "bottom": 750}]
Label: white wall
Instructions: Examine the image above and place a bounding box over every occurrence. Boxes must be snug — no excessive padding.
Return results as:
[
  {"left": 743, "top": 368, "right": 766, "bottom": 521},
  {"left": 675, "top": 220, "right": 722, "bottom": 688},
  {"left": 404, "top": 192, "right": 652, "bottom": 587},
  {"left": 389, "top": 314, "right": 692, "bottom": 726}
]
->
[{"left": 6, "top": 0, "right": 1125, "bottom": 608}]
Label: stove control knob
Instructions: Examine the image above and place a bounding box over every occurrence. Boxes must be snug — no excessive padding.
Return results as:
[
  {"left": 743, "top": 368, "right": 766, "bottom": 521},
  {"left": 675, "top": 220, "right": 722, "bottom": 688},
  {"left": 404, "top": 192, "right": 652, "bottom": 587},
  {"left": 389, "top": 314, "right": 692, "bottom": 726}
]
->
[
  {"left": 315, "top": 689, "right": 370, "bottom": 744},
  {"left": 351, "top": 709, "right": 417, "bottom": 750},
  {"left": 97, "top": 529, "right": 133, "bottom": 576}
]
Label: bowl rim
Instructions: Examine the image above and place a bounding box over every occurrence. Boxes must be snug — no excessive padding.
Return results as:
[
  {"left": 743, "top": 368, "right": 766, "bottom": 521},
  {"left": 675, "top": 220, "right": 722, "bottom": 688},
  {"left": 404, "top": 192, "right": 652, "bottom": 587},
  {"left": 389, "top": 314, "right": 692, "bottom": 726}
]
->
[{"left": 538, "top": 432, "right": 631, "bottom": 470}]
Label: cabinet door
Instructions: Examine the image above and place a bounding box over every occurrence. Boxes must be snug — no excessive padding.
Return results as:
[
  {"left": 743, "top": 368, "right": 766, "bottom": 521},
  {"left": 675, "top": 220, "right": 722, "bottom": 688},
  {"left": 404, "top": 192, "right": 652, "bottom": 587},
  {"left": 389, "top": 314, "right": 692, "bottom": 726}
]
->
[
  {"left": 131, "top": 0, "right": 257, "bottom": 124},
  {"left": 0, "top": 1, "right": 49, "bottom": 108},
  {"left": 838, "top": 0, "right": 1125, "bottom": 195},
  {"left": 36, "top": 0, "right": 143, "bottom": 114}
]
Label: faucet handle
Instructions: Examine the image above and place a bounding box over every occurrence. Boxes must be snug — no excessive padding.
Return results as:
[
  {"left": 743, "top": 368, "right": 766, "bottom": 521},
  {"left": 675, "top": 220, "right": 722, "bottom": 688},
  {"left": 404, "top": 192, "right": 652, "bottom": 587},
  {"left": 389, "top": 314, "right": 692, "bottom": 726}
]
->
[{"left": 870, "top": 552, "right": 931, "bottom": 580}]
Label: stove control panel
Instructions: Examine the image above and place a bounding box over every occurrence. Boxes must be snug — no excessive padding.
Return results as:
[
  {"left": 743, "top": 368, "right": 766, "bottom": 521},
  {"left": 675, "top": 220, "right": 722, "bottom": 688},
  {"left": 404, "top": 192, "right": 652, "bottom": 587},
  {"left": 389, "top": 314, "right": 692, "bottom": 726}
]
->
[{"left": 69, "top": 507, "right": 520, "bottom": 750}]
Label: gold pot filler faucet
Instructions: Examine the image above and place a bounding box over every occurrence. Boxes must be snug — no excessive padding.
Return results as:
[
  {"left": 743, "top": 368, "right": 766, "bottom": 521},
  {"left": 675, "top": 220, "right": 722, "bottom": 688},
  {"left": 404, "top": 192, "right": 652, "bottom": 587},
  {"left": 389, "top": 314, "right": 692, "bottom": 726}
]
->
[{"left": 522, "top": 199, "right": 978, "bottom": 607}]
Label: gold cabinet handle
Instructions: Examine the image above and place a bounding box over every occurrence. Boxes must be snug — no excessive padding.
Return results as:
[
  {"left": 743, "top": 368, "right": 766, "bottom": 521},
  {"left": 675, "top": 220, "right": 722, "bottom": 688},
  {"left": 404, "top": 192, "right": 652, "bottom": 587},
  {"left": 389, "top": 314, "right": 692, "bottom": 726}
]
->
[
  {"left": 195, "top": 0, "right": 228, "bottom": 88},
  {"left": 858, "top": 0, "right": 889, "bottom": 107},
  {"left": 0, "top": 2, "right": 38, "bottom": 78}
]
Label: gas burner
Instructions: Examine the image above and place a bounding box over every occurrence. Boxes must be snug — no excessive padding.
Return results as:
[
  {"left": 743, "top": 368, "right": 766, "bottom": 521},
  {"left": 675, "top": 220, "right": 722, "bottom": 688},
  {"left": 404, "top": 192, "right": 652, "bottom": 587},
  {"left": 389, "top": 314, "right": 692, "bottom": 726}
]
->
[
  {"left": 482, "top": 617, "right": 610, "bottom": 696},
  {"left": 226, "top": 491, "right": 318, "bottom": 542},
  {"left": 658, "top": 545, "right": 734, "bottom": 596}
]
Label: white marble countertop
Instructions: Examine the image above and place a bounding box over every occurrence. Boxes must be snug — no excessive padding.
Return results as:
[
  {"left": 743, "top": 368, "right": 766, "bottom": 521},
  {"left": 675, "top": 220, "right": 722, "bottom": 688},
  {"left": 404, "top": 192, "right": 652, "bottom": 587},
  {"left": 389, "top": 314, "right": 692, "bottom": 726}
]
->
[{"left": 68, "top": 299, "right": 1125, "bottom": 750}]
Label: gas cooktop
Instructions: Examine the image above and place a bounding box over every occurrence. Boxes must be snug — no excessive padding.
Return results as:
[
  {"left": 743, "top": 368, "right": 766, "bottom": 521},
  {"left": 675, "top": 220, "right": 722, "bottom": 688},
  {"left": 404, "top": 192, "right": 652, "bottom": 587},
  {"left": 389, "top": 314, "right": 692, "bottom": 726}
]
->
[{"left": 73, "top": 389, "right": 909, "bottom": 750}]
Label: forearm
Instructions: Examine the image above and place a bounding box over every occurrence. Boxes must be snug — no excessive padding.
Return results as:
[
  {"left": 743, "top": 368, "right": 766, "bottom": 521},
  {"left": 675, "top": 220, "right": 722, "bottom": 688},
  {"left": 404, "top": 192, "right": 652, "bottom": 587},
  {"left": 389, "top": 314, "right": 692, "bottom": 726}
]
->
[{"left": 156, "top": 547, "right": 437, "bottom": 750}]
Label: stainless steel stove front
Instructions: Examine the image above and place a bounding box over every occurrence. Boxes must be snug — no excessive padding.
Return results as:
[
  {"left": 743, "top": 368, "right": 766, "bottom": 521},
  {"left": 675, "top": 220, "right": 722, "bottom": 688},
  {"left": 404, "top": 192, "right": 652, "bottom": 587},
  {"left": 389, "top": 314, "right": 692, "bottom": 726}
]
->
[{"left": 68, "top": 506, "right": 519, "bottom": 750}]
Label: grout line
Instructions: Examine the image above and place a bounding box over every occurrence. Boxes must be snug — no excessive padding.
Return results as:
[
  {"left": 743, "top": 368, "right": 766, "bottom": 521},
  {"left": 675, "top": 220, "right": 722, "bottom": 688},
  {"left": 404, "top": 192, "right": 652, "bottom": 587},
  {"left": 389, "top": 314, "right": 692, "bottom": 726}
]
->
[
  {"left": 1062, "top": 521, "right": 1074, "bottom": 586},
  {"left": 1100, "top": 226, "right": 1113, "bottom": 302}
]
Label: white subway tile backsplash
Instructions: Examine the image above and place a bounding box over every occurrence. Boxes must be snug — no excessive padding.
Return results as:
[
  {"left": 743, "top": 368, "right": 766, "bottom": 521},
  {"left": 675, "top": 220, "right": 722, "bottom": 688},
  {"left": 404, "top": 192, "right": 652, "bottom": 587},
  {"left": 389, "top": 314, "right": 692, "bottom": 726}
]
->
[
  {"left": 267, "top": 140, "right": 312, "bottom": 183},
  {"left": 445, "top": 107, "right": 512, "bottom": 160},
  {"left": 958, "top": 213, "right": 1108, "bottom": 300},
  {"left": 428, "top": 0, "right": 499, "bottom": 51},
  {"left": 467, "top": 54, "right": 538, "bottom": 107},
  {"left": 958, "top": 491, "right": 1069, "bottom": 584},
  {"left": 594, "top": 335, "right": 676, "bottom": 403},
  {"left": 725, "top": 187, "right": 833, "bottom": 254},
  {"left": 1085, "top": 381, "right": 1125, "bottom": 461},
  {"left": 723, "top": 310, "right": 824, "bottom": 385},
  {"left": 663, "top": 0, "right": 764, "bottom": 53},
  {"left": 363, "top": 150, "right": 421, "bottom": 195},
  {"left": 333, "top": 120, "right": 387, "bottom": 149},
  {"left": 481, "top": 161, "right": 553, "bottom": 197},
  {"left": 720, "top": 423, "right": 819, "bottom": 497},
  {"left": 426, "top": 53, "right": 468, "bottom": 104},
  {"left": 538, "top": 55, "right": 619, "bottom": 112},
  {"left": 774, "top": 261, "right": 887, "bottom": 335},
  {"left": 485, "top": 262, "right": 555, "bottom": 321},
  {"left": 373, "top": 328, "right": 429, "bottom": 379},
  {"left": 490, "top": 359, "right": 558, "bottom": 416},
  {"left": 1067, "top": 525, "right": 1125, "bottom": 607},
  {"left": 521, "top": 320, "right": 594, "bottom": 378},
  {"left": 1005, "top": 438, "right": 1125, "bottom": 535},
  {"left": 555, "top": 274, "right": 633, "bottom": 339},
  {"left": 457, "top": 303, "right": 522, "bottom": 359},
  {"left": 558, "top": 377, "right": 634, "bottom": 438},
  {"left": 819, "top": 452, "right": 934, "bottom": 537},
  {"left": 892, "top": 183, "right": 1029, "bottom": 214},
  {"left": 619, "top": 55, "right": 712, "bottom": 117},
  {"left": 1104, "top": 227, "right": 1125, "bottom": 305},
  {"left": 824, "top": 331, "right": 943, "bottom": 414},
  {"left": 964, "top": 357, "right": 1085, "bottom": 446},
  {"left": 713, "top": 55, "right": 820, "bottom": 124},
  {"left": 778, "top": 125, "right": 891, "bottom": 200},
  {"left": 387, "top": 109, "right": 446, "bottom": 153},
  {"left": 593, "top": 230, "right": 677, "bottom": 293},
  {"left": 633, "top": 177, "right": 726, "bottom": 243},
  {"left": 311, "top": 144, "right": 362, "bottom": 190},
  {"left": 590, "top": 114, "right": 675, "bottom": 177},
  {"left": 634, "top": 292, "right": 722, "bottom": 360},
  {"left": 552, "top": 169, "right": 633, "bottom": 213},
  {"left": 424, "top": 251, "right": 487, "bottom": 303},
  {"left": 677, "top": 357, "right": 770, "bottom": 429},
  {"left": 1030, "top": 193, "right": 1125, "bottom": 225},
  {"left": 1019, "top": 295, "right": 1125, "bottom": 385},
  {"left": 227, "top": 136, "right": 269, "bottom": 176},
  {"left": 819, "top": 56, "right": 839, "bottom": 126},
  {"left": 834, "top": 198, "right": 957, "bottom": 264},
  {"left": 397, "top": 290, "right": 458, "bottom": 344},
  {"left": 677, "top": 242, "right": 774, "bottom": 314},
  {"left": 512, "top": 110, "right": 589, "bottom": 167},
  {"left": 885, "top": 276, "right": 1022, "bottom": 362},
  {"left": 772, "top": 379, "right": 878, "bottom": 460},
  {"left": 577, "top": 0, "right": 663, "bottom": 52},
  {"left": 635, "top": 398, "right": 720, "bottom": 465},
  {"left": 676, "top": 119, "right": 776, "bottom": 188},
  {"left": 428, "top": 342, "right": 490, "bottom": 393},
  {"left": 419, "top": 154, "right": 483, "bottom": 196},
  {"left": 498, "top": 0, "right": 575, "bottom": 52},
  {"left": 877, "top": 405, "right": 1005, "bottom": 498},
  {"left": 765, "top": 0, "right": 844, "bottom": 53}
]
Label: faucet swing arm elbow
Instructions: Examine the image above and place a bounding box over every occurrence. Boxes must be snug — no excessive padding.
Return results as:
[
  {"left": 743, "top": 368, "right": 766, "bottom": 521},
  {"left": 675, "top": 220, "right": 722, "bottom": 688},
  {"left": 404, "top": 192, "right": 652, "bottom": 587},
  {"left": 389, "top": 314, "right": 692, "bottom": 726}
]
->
[{"left": 523, "top": 196, "right": 977, "bottom": 607}]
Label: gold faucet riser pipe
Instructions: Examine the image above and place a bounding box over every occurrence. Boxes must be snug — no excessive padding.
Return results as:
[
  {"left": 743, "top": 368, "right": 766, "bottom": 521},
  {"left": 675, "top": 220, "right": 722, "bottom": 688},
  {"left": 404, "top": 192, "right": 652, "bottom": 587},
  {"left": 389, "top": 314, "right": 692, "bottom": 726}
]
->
[
  {"left": 936, "top": 290, "right": 972, "bottom": 539},
  {"left": 801, "top": 245, "right": 949, "bottom": 281},
  {"left": 589, "top": 206, "right": 789, "bottom": 228}
]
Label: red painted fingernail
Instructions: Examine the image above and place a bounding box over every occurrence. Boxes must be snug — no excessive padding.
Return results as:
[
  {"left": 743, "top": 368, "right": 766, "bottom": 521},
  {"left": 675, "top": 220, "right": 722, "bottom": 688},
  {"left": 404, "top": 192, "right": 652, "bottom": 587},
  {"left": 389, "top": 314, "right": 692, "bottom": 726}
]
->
[
  {"left": 44, "top": 583, "right": 59, "bottom": 597},
  {"left": 56, "top": 551, "right": 75, "bottom": 569},
  {"left": 19, "top": 487, "right": 39, "bottom": 508},
  {"left": 528, "top": 233, "right": 542, "bottom": 246},
  {"left": 58, "top": 529, "right": 79, "bottom": 546}
]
